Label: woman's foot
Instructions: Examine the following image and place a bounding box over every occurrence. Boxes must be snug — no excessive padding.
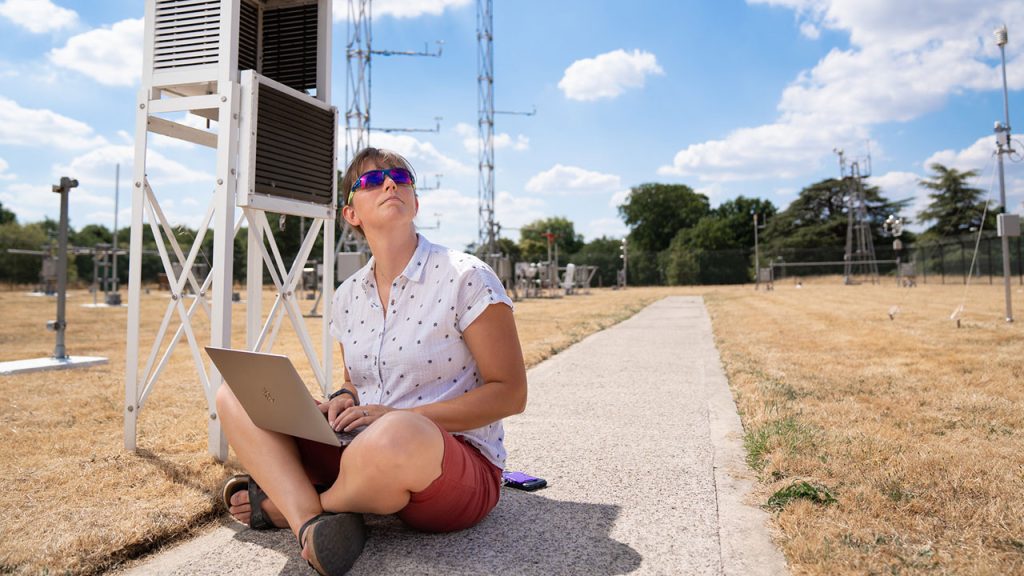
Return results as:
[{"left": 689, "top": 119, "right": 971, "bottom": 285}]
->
[
  {"left": 227, "top": 488, "right": 289, "bottom": 528},
  {"left": 222, "top": 475, "right": 289, "bottom": 529},
  {"left": 298, "top": 513, "right": 367, "bottom": 576}
]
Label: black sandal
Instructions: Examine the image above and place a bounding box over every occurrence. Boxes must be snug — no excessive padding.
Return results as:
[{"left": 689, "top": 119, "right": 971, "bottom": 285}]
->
[
  {"left": 221, "top": 474, "right": 276, "bottom": 530},
  {"left": 298, "top": 512, "right": 367, "bottom": 576}
]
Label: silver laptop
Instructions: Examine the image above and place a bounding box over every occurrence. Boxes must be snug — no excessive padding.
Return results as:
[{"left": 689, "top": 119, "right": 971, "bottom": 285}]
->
[{"left": 206, "top": 346, "right": 360, "bottom": 447}]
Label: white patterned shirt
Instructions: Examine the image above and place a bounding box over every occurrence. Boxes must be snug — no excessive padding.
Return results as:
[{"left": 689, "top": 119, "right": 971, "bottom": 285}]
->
[{"left": 328, "top": 234, "right": 514, "bottom": 469}]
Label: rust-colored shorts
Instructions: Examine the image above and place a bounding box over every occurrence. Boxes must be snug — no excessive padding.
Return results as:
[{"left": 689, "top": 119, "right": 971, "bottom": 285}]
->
[{"left": 295, "top": 422, "right": 502, "bottom": 533}]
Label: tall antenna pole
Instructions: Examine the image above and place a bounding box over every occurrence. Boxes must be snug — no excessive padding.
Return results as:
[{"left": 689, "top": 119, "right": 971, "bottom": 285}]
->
[
  {"left": 345, "top": 0, "right": 371, "bottom": 169},
  {"left": 113, "top": 163, "right": 119, "bottom": 294},
  {"left": 477, "top": 0, "right": 495, "bottom": 253},
  {"left": 995, "top": 24, "right": 1014, "bottom": 323}
]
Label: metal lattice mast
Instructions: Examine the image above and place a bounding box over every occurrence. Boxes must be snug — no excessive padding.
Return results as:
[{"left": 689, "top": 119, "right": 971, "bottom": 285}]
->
[
  {"left": 346, "top": 0, "right": 371, "bottom": 168},
  {"left": 851, "top": 162, "right": 879, "bottom": 282},
  {"left": 477, "top": 0, "right": 495, "bottom": 252},
  {"left": 837, "top": 148, "right": 878, "bottom": 284}
]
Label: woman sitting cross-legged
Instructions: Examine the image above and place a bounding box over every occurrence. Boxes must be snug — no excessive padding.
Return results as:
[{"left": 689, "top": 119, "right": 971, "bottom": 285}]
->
[{"left": 216, "top": 147, "right": 528, "bottom": 575}]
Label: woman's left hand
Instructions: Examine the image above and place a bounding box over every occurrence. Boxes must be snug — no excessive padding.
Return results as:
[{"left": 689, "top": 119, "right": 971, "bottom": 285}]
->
[{"left": 331, "top": 404, "right": 394, "bottom": 432}]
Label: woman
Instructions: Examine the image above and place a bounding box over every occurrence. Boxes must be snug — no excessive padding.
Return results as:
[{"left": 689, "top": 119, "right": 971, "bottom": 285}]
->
[{"left": 216, "top": 147, "right": 528, "bottom": 575}]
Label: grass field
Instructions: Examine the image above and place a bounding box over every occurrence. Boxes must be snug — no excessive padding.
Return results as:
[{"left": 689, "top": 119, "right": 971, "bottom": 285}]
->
[{"left": 0, "top": 278, "right": 1021, "bottom": 575}]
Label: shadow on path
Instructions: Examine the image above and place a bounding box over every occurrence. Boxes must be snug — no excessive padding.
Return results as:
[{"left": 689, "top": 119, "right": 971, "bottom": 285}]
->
[{"left": 228, "top": 489, "right": 641, "bottom": 575}]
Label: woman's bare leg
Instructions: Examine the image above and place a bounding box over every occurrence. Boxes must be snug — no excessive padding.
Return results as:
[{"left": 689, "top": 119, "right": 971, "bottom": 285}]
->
[
  {"left": 216, "top": 385, "right": 324, "bottom": 539},
  {"left": 319, "top": 410, "right": 445, "bottom": 515}
]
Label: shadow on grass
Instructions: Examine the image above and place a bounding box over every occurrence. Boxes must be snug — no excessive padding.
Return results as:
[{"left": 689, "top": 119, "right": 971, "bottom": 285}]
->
[{"left": 230, "top": 489, "right": 641, "bottom": 575}]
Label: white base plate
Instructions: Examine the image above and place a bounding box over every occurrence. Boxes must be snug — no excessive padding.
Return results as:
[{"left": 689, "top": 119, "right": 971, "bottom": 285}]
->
[{"left": 0, "top": 356, "right": 108, "bottom": 375}]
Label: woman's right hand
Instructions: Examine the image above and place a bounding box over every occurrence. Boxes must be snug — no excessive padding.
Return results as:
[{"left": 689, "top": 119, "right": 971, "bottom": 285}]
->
[{"left": 320, "top": 393, "right": 356, "bottom": 428}]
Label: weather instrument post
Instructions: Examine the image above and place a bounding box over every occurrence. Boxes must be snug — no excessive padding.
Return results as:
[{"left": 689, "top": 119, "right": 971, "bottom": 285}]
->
[
  {"left": 994, "top": 25, "right": 1019, "bottom": 323},
  {"left": 51, "top": 176, "right": 77, "bottom": 359}
]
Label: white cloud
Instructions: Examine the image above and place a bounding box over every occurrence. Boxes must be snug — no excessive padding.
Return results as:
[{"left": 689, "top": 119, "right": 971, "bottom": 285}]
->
[
  {"left": 525, "top": 164, "right": 622, "bottom": 195},
  {"left": 558, "top": 49, "right": 664, "bottom": 102},
  {"left": 584, "top": 217, "right": 629, "bottom": 241},
  {"left": 49, "top": 18, "right": 143, "bottom": 87},
  {"left": 0, "top": 0, "right": 77, "bottom": 33},
  {"left": 0, "top": 96, "right": 107, "bottom": 150},
  {"left": 609, "top": 189, "right": 631, "bottom": 209},
  {"left": 368, "top": 132, "right": 473, "bottom": 176},
  {"left": 662, "top": 2, "right": 1024, "bottom": 182},
  {"left": 332, "top": 0, "right": 470, "bottom": 21},
  {"left": 871, "top": 170, "right": 928, "bottom": 223},
  {"left": 55, "top": 144, "right": 212, "bottom": 187},
  {"left": 495, "top": 190, "right": 546, "bottom": 231},
  {"left": 454, "top": 122, "right": 529, "bottom": 154},
  {"left": 0, "top": 183, "right": 51, "bottom": 222},
  {"left": 799, "top": 22, "right": 821, "bottom": 39},
  {"left": 924, "top": 135, "right": 997, "bottom": 174},
  {"left": 0, "top": 157, "right": 15, "bottom": 181}
]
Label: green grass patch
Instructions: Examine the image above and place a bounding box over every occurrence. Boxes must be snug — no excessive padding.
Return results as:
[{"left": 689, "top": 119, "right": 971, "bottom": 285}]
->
[
  {"left": 767, "top": 480, "right": 837, "bottom": 510},
  {"left": 743, "top": 415, "right": 818, "bottom": 472}
]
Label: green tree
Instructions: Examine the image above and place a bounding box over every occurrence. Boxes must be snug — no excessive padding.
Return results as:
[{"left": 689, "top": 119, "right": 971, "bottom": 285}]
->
[
  {"left": 711, "top": 196, "right": 778, "bottom": 250},
  {"left": 618, "top": 183, "right": 709, "bottom": 252},
  {"left": 518, "top": 217, "right": 584, "bottom": 265},
  {"left": 916, "top": 163, "right": 994, "bottom": 237},
  {"left": 72, "top": 224, "right": 112, "bottom": 284},
  {"left": 0, "top": 221, "right": 47, "bottom": 284},
  {"left": 0, "top": 201, "right": 15, "bottom": 225},
  {"left": 493, "top": 237, "right": 521, "bottom": 263},
  {"left": 570, "top": 236, "right": 622, "bottom": 287},
  {"left": 763, "top": 178, "right": 908, "bottom": 252}
]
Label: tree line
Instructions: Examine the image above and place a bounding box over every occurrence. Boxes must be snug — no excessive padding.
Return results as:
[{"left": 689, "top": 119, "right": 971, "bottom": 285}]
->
[{"left": 0, "top": 163, "right": 993, "bottom": 287}]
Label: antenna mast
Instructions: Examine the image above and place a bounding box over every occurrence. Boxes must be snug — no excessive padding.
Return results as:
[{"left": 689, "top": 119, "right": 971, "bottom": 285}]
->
[{"left": 835, "top": 148, "right": 879, "bottom": 284}]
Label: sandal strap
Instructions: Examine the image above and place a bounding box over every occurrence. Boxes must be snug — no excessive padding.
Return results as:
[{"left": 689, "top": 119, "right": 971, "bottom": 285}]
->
[
  {"left": 298, "top": 512, "right": 334, "bottom": 550},
  {"left": 246, "top": 478, "right": 275, "bottom": 530}
]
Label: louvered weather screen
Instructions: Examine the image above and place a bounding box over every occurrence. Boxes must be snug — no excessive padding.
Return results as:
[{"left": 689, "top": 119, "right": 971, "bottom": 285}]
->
[
  {"left": 149, "top": 0, "right": 321, "bottom": 92},
  {"left": 261, "top": 4, "right": 319, "bottom": 93},
  {"left": 238, "top": 1, "right": 258, "bottom": 73},
  {"left": 238, "top": 71, "right": 337, "bottom": 219},
  {"left": 152, "top": 0, "right": 221, "bottom": 71}
]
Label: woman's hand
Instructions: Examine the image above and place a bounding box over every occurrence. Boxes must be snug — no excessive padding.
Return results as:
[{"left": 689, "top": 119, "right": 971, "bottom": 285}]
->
[
  {"left": 319, "top": 394, "right": 355, "bottom": 427},
  {"left": 330, "top": 404, "right": 393, "bottom": 432}
]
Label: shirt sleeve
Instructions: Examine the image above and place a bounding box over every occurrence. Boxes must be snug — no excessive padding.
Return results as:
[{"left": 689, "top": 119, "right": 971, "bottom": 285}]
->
[{"left": 456, "top": 265, "right": 514, "bottom": 333}]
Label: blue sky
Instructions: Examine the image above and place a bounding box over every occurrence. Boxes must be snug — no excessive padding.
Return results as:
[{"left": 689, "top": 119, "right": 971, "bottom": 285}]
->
[{"left": 0, "top": 0, "right": 1022, "bottom": 251}]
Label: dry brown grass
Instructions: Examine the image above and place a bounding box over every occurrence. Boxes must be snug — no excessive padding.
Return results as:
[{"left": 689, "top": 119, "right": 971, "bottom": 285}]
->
[
  {"left": 0, "top": 285, "right": 687, "bottom": 575},
  {"left": 3, "top": 279, "right": 1022, "bottom": 575},
  {"left": 704, "top": 278, "right": 1024, "bottom": 576}
]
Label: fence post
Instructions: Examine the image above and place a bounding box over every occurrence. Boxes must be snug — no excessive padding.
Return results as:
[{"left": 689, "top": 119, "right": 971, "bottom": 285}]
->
[
  {"left": 1011, "top": 235, "right": 1019, "bottom": 284},
  {"left": 988, "top": 235, "right": 994, "bottom": 285},
  {"left": 939, "top": 242, "right": 945, "bottom": 284},
  {"left": 961, "top": 240, "right": 967, "bottom": 285},
  {"left": 921, "top": 245, "right": 928, "bottom": 284}
]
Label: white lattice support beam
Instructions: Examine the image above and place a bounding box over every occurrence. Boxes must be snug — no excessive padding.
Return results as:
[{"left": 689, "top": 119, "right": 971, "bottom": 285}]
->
[
  {"left": 125, "top": 87, "right": 154, "bottom": 451},
  {"left": 207, "top": 81, "right": 240, "bottom": 462}
]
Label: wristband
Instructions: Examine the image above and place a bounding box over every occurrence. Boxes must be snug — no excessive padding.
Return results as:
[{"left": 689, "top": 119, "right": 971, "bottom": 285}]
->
[{"left": 328, "top": 388, "right": 358, "bottom": 405}]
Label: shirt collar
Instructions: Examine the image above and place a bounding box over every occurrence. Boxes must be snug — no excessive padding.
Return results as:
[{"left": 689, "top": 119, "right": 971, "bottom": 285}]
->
[
  {"left": 399, "top": 234, "right": 432, "bottom": 284},
  {"left": 357, "top": 234, "right": 433, "bottom": 294}
]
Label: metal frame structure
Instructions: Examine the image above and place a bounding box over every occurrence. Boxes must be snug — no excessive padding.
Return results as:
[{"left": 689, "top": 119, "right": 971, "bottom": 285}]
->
[
  {"left": 126, "top": 0, "right": 336, "bottom": 461},
  {"left": 994, "top": 25, "right": 1018, "bottom": 322},
  {"left": 835, "top": 149, "right": 879, "bottom": 284},
  {"left": 477, "top": 0, "right": 495, "bottom": 252},
  {"left": 340, "top": 0, "right": 441, "bottom": 255}
]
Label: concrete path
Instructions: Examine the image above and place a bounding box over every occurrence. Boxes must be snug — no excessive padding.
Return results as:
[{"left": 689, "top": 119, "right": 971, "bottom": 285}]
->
[{"left": 112, "top": 296, "right": 788, "bottom": 575}]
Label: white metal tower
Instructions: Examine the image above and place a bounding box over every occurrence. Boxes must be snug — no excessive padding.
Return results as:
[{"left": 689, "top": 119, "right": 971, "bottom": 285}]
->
[
  {"left": 477, "top": 0, "right": 495, "bottom": 252},
  {"left": 127, "top": 0, "right": 337, "bottom": 460},
  {"left": 835, "top": 149, "right": 879, "bottom": 284}
]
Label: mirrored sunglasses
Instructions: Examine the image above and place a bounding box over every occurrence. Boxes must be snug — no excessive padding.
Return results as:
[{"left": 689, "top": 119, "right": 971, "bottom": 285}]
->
[{"left": 348, "top": 168, "right": 415, "bottom": 203}]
